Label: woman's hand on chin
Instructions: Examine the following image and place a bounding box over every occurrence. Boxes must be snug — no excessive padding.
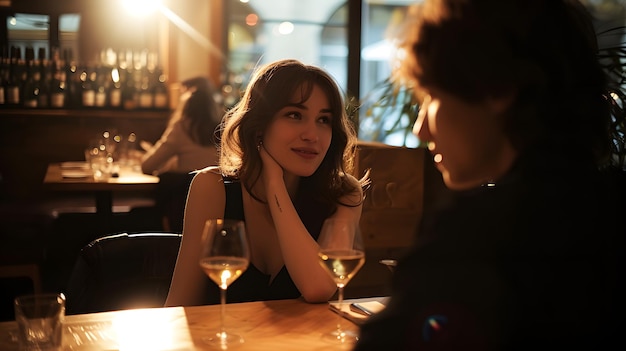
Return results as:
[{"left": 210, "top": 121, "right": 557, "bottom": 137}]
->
[{"left": 259, "top": 144, "right": 284, "bottom": 185}]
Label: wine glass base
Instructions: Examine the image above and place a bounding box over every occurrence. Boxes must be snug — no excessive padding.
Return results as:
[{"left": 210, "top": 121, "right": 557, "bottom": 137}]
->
[
  {"left": 321, "top": 329, "right": 359, "bottom": 345},
  {"left": 203, "top": 331, "right": 244, "bottom": 350}
]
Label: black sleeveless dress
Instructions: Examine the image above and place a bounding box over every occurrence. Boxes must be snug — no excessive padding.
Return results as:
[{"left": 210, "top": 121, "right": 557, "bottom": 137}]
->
[{"left": 200, "top": 176, "right": 333, "bottom": 304}]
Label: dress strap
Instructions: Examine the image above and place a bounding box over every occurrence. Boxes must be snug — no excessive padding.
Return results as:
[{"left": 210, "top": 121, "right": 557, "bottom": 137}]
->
[{"left": 223, "top": 176, "right": 245, "bottom": 221}]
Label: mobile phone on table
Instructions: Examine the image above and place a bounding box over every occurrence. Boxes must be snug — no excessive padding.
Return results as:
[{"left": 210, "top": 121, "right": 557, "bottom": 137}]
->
[{"left": 350, "top": 301, "right": 386, "bottom": 316}]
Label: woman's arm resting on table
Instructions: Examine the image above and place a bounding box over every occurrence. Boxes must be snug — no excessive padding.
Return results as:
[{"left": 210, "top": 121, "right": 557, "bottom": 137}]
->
[{"left": 260, "top": 147, "right": 364, "bottom": 303}]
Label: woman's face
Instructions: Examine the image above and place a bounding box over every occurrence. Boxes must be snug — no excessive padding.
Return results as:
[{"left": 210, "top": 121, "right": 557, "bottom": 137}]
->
[
  {"left": 413, "top": 87, "right": 517, "bottom": 190},
  {"left": 262, "top": 84, "right": 333, "bottom": 177}
]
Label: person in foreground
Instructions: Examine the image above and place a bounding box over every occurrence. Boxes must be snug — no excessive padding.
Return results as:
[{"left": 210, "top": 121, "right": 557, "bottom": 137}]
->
[
  {"left": 354, "top": 0, "right": 625, "bottom": 350},
  {"left": 140, "top": 76, "right": 221, "bottom": 175},
  {"left": 165, "top": 59, "right": 369, "bottom": 306}
]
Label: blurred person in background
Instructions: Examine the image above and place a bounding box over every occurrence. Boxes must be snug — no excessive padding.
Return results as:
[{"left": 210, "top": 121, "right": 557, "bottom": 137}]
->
[
  {"left": 140, "top": 76, "right": 222, "bottom": 232},
  {"left": 354, "top": 0, "right": 625, "bottom": 350},
  {"left": 140, "top": 76, "right": 221, "bottom": 175}
]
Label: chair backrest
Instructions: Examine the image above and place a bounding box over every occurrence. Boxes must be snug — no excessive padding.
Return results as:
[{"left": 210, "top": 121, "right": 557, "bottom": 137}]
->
[
  {"left": 65, "top": 232, "right": 182, "bottom": 315},
  {"left": 155, "top": 172, "right": 196, "bottom": 233}
]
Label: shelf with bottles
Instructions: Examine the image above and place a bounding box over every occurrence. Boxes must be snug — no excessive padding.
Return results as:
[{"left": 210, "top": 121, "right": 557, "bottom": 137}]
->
[
  {"left": 0, "top": 46, "right": 171, "bottom": 112},
  {"left": 0, "top": 107, "right": 170, "bottom": 120}
]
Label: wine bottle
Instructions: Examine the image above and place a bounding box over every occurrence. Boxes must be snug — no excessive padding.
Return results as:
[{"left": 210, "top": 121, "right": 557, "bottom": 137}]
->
[
  {"left": 80, "top": 64, "right": 96, "bottom": 108},
  {"left": 22, "top": 47, "right": 38, "bottom": 108},
  {"left": 50, "top": 48, "right": 66, "bottom": 108},
  {"left": 109, "top": 67, "right": 122, "bottom": 109},
  {"left": 6, "top": 46, "right": 22, "bottom": 106},
  {"left": 64, "top": 49, "right": 80, "bottom": 108},
  {"left": 138, "top": 67, "right": 153, "bottom": 109},
  {"left": 153, "top": 67, "right": 168, "bottom": 110},
  {"left": 122, "top": 69, "right": 139, "bottom": 110},
  {"left": 94, "top": 64, "right": 108, "bottom": 108},
  {"left": 37, "top": 47, "right": 50, "bottom": 108},
  {"left": 0, "top": 47, "right": 8, "bottom": 106}
]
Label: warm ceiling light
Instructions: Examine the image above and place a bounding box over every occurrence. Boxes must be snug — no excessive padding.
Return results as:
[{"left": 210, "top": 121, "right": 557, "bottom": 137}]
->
[
  {"left": 277, "top": 21, "right": 294, "bottom": 35},
  {"left": 245, "top": 13, "right": 258, "bottom": 26},
  {"left": 120, "top": 0, "right": 162, "bottom": 17}
]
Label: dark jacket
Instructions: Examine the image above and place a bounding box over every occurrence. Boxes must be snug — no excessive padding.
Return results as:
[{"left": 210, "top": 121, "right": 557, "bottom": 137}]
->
[{"left": 354, "top": 147, "right": 625, "bottom": 350}]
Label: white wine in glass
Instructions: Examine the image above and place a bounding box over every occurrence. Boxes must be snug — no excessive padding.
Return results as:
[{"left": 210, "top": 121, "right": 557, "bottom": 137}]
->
[
  {"left": 317, "top": 218, "right": 365, "bottom": 344},
  {"left": 199, "top": 219, "right": 249, "bottom": 349}
]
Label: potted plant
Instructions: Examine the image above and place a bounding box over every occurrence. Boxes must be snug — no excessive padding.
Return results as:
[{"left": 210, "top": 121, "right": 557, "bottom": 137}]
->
[{"left": 598, "top": 24, "right": 626, "bottom": 171}]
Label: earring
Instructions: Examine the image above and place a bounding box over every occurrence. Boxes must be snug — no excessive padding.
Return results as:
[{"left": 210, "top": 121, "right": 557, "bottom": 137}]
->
[{"left": 257, "top": 140, "right": 263, "bottom": 151}]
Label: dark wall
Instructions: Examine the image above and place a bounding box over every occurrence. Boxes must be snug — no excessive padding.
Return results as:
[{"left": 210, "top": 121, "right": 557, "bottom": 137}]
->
[{"left": 7, "top": 0, "right": 83, "bottom": 14}]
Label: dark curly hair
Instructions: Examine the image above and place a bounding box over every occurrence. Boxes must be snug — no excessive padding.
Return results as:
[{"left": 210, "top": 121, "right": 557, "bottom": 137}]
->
[{"left": 395, "top": 0, "right": 612, "bottom": 165}]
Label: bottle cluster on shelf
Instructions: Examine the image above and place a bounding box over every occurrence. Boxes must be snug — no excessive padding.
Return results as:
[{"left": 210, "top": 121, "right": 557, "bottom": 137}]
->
[{"left": 0, "top": 46, "right": 169, "bottom": 111}]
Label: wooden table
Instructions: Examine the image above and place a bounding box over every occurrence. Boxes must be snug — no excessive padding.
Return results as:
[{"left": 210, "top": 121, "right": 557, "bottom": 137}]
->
[
  {"left": 43, "top": 162, "right": 160, "bottom": 232},
  {"left": 0, "top": 298, "right": 364, "bottom": 350}
]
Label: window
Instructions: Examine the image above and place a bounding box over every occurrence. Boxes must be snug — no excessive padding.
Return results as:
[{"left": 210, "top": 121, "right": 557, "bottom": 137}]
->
[
  {"left": 225, "top": 0, "right": 416, "bottom": 145},
  {"left": 7, "top": 13, "right": 79, "bottom": 60},
  {"left": 224, "top": 0, "right": 348, "bottom": 109}
]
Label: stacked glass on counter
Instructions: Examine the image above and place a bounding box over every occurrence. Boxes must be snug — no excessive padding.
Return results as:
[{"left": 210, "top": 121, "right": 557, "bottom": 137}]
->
[{"left": 0, "top": 46, "right": 169, "bottom": 111}]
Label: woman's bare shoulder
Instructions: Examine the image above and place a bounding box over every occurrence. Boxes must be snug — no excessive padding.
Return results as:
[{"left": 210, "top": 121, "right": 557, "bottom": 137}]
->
[
  {"left": 186, "top": 167, "right": 227, "bottom": 216},
  {"left": 195, "top": 165, "right": 222, "bottom": 175},
  {"left": 190, "top": 166, "right": 223, "bottom": 186}
]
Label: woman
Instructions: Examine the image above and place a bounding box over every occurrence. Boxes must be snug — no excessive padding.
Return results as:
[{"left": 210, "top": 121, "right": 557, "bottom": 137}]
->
[
  {"left": 165, "top": 59, "right": 369, "bottom": 306},
  {"left": 354, "top": 0, "right": 624, "bottom": 350},
  {"left": 140, "top": 76, "right": 221, "bottom": 175}
]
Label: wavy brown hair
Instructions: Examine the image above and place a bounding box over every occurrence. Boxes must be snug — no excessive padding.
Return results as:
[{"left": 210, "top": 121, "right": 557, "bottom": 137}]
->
[{"left": 219, "top": 59, "right": 366, "bottom": 208}]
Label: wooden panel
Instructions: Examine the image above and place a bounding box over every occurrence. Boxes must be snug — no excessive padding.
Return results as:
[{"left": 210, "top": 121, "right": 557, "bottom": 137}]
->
[
  {"left": 355, "top": 141, "right": 425, "bottom": 249},
  {"left": 347, "top": 141, "right": 427, "bottom": 296},
  {"left": 0, "top": 109, "right": 168, "bottom": 202}
]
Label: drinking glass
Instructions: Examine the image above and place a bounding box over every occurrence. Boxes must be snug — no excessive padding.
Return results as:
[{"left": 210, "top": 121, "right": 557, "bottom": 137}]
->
[
  {"left": 199, "top": 219, "right": 249, "bottom": 349},
  {"left": 85, "top": 138, "right": 114, "bottom": 180},
  {"left": 317, "top": 218, "right": 365, "bottom": 344},
  {"left": 14, "top": 293, "right": 66, "bottom": 351}
]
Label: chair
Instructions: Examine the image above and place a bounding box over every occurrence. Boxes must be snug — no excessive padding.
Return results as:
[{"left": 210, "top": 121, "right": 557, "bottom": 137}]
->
[
  {"left": 0, "top": 207, "right": 51, "bottom": 321},
  {"left": 64, "top": 232, "right": 182, "bottom": 315},
  {"left": 155, "top": 172, "right": 196, "bottom": 233},
  {"left": 0, "top": 265, "right": 42, "bottom": 295}
]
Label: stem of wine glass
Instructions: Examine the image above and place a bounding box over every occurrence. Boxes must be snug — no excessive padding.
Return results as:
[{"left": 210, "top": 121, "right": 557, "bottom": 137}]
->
[
  {"left": 335, "top": 285, "right": 345, "bottom": 336},
  {"left": 219, "top": 287, "right": 226, "bottom": 338}
]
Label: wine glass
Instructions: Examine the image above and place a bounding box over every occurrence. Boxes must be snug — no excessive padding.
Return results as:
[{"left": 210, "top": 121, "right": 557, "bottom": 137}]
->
[
  {"left": 317, "top": 218, "right": 366, "bottom": 344},
  {"left": 199, "top": 219, "right": 250, "bottom": 349}
]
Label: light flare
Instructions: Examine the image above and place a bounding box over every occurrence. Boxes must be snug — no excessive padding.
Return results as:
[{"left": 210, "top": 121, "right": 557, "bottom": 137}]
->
[
  {"left": 113, "top": 309, "right": 177, "bottom": 350},
  {"left": 158, "top": 6, "right": 225, "bottom": 59},
  {"left": 119, "top": 0, "right": 162, "bottom": 17},
  {"left": 220, "top": 269, "right": 232, "bottom": 289},
  {"left": 428, "top": 318, "right": 441, "bottom": 331}
]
